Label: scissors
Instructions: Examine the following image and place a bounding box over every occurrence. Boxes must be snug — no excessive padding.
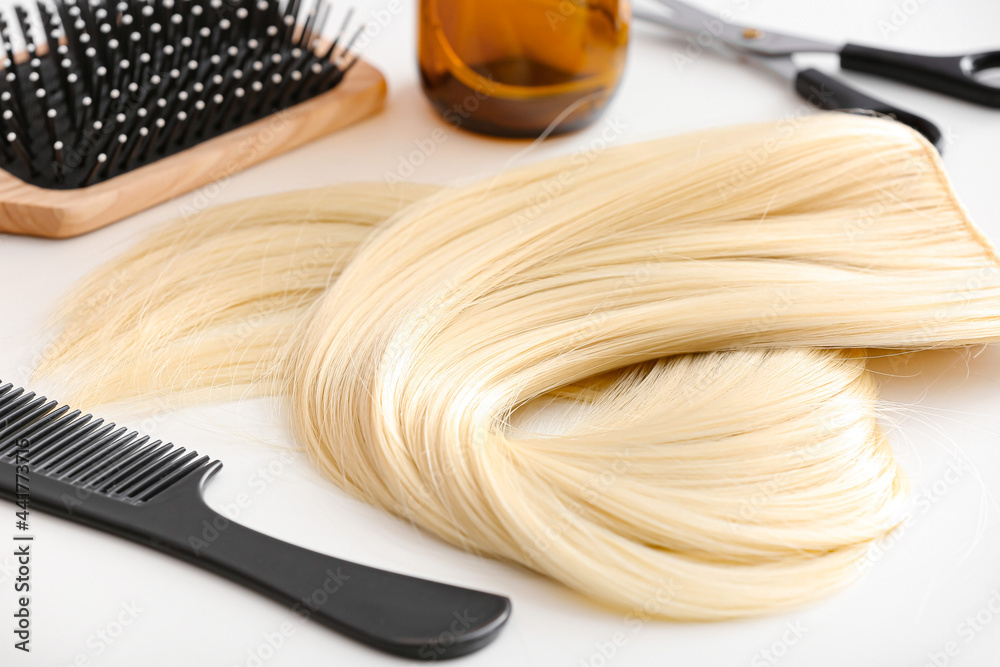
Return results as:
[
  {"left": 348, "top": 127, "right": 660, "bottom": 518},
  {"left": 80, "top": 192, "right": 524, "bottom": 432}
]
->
[{"left": 635, "top": 0, "right": 1000, "bottom": 150}]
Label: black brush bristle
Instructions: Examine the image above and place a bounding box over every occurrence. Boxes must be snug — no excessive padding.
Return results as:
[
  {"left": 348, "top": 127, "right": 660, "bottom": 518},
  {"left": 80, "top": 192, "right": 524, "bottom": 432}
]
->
[
  {"left": 0, "top": 381, "right": 215, "bottom": 504},
  {"left": 0, "top": 0, "right": 361, "bottom": 190}
]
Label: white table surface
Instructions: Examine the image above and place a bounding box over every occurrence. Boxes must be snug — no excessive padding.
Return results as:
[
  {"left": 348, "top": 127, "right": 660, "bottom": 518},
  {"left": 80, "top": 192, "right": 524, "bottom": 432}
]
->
[{"left": 2, "top": 0, "right": 1000, "bottom": 665}]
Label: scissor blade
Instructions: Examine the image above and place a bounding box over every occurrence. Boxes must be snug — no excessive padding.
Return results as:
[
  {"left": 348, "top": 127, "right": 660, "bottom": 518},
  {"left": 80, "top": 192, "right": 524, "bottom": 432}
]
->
[{"left": 648, "top": 0, "right": 839, "bottom": 55}]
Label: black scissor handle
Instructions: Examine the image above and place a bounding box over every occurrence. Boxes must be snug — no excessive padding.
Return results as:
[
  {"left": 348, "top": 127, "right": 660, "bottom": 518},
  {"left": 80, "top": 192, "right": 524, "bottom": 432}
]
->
[
  {"left": 840, "top": 43, "right": 1000, "bottom": 108},
  {"left": 795, "top": 67, "right": 943, "bottom": 150}
]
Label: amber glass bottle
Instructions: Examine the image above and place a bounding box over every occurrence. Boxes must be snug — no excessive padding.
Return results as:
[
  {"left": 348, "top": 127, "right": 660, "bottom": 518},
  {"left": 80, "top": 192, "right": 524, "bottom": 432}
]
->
[{"left": 418, "top": 0, "right": 630, "bottom": 137}]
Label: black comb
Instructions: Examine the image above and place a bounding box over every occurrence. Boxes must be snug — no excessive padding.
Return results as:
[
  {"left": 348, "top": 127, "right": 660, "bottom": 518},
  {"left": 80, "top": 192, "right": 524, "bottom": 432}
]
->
[
  {"left": 0, "top": 0, "right": 362, "bottom": 189},
  {"left": 0, "top": 382, "right": 511, "bottom": 659}
]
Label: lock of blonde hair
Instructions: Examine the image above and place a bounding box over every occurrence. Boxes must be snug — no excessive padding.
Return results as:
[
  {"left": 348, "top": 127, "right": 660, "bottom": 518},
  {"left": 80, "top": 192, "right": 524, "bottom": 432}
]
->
[{"left": 39, "top": 114, "right": 1000, "bottom": 620}]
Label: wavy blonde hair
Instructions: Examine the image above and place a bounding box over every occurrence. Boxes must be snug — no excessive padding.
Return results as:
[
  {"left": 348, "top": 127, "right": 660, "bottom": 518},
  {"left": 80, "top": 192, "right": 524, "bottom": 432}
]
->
[{"left": 39, "top": 114, "right": 1000, "bottom": 620}]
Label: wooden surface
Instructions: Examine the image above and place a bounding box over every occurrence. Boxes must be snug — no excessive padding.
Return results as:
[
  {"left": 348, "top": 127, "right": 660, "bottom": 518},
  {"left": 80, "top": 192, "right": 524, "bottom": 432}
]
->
[{"left": 0, "top": 60, "right": 386, "bottom": 239}]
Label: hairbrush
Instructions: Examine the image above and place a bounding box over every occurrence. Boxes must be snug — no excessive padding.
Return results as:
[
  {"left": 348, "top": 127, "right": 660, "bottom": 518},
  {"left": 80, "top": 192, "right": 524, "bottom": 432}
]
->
[
  {"left": 0, "top": 381, "right": 511, "bottom": 659},
  {"left": 0, "top": 0, "right": 386, "bottom": 239}
]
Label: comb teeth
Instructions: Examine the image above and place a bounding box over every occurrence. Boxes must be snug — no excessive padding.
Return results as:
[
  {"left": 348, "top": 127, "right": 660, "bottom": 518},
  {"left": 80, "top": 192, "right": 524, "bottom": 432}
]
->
[
  {"left": 0, "top": 382, "right": 215, "bottom": 504},
  {"left": 0, "top": 0, "right": 362, "bottom": 190}
]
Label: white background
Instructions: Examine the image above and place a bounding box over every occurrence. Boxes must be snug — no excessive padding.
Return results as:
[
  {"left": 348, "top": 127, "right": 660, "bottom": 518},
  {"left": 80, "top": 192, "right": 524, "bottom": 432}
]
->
[{"left": 2, "top": 0, "right": 1000, "bottom": 665}]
